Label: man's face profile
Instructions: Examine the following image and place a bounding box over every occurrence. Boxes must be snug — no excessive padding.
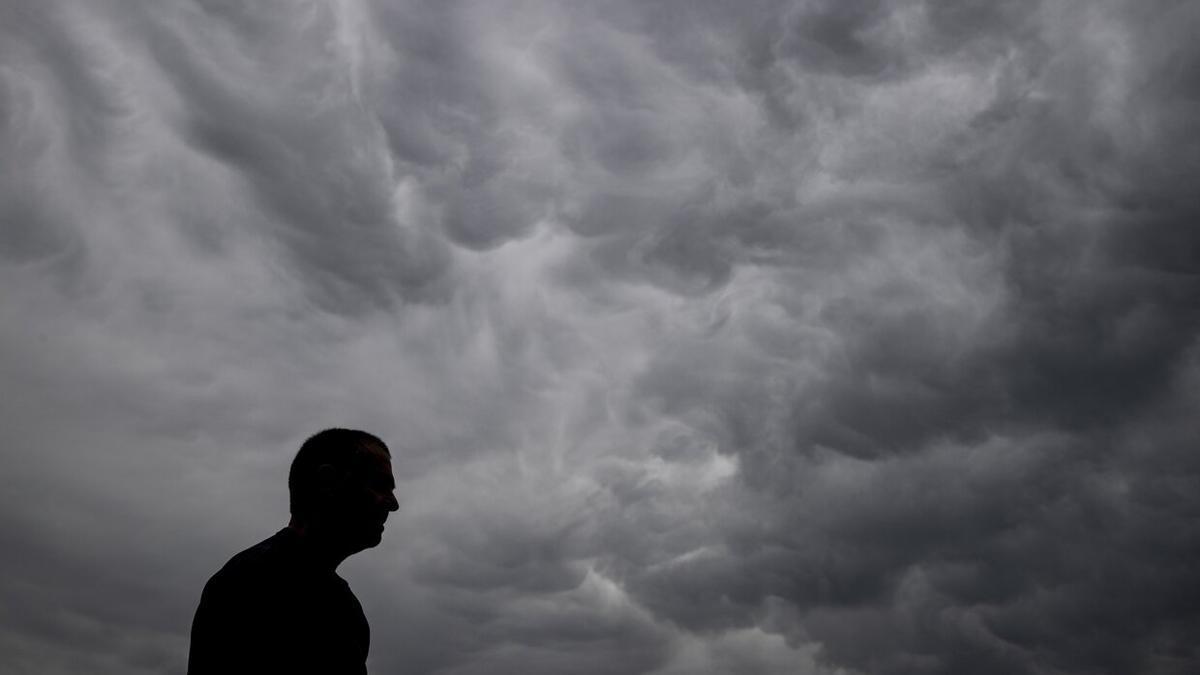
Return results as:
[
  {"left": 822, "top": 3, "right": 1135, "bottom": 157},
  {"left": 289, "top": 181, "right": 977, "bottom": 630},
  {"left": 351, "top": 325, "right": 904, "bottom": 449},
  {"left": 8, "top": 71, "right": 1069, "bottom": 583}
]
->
[{"left": 323, "top": 443, "right": 399, "bottom": 552}]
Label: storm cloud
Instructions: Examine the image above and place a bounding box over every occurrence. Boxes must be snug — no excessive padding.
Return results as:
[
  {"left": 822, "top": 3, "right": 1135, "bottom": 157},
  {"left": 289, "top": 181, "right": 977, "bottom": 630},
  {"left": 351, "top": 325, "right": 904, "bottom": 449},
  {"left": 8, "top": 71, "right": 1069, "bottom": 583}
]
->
[{"left": 2, "top": 0, "right": 1198, "bottom": 673}]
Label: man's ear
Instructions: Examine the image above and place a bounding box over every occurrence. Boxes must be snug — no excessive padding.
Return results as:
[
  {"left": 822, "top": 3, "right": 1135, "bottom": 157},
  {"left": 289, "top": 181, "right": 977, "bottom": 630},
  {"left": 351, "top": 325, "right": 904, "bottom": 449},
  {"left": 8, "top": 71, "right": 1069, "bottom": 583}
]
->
[{"left": 313, "top": 463, "right": 344, "bottom": 497}]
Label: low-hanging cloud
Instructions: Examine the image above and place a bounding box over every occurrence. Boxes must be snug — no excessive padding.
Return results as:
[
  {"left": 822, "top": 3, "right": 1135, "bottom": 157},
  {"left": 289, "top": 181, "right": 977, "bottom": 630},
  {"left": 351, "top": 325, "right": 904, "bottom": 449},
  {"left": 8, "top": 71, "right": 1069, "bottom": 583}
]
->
[{"left": 2, "top": 0, "right": 1198, "bottom": 673}]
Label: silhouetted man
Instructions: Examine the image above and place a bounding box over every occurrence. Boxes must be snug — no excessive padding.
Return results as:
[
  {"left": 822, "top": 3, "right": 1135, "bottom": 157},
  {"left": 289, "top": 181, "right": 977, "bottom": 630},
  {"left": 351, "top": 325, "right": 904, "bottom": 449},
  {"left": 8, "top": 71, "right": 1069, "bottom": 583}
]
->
[{"left": 188, "top": 428, "right": 399, "bottom": 674}]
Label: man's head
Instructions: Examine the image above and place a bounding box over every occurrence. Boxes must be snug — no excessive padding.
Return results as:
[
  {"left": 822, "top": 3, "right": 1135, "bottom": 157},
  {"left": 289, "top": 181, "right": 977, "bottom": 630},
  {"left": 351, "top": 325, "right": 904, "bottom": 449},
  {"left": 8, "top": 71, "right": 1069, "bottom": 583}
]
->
[{"left": 288, "top": 428, "right": 399, "bottom": 553}]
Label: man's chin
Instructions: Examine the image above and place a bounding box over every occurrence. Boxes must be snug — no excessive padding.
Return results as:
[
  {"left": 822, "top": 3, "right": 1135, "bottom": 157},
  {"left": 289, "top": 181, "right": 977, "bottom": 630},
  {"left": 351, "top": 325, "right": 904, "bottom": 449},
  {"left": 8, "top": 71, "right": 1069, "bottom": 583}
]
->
[{"left": 359, "top": 526, "right": 385, "bottom": 548}]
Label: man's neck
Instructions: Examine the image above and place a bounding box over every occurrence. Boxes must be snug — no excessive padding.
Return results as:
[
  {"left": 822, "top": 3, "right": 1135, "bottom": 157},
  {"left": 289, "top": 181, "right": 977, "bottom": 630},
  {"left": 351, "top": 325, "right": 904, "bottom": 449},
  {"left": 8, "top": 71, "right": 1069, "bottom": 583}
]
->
[{"left": 285, "top": 517, "right": 352, "bottom": 573}]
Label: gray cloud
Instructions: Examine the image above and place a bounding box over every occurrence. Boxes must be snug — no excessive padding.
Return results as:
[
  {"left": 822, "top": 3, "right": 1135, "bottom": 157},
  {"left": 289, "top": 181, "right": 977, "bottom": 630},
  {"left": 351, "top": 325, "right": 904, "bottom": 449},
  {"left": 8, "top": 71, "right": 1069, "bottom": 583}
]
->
[{"left": 2, "top": 0, "right": 1198, "bottom": 673}]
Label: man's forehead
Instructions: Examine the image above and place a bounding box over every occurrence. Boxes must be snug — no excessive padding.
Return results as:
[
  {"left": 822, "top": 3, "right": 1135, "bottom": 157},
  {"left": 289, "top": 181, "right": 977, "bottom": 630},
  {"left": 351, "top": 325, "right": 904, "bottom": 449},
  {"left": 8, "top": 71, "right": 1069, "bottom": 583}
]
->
[
  {"left": 358, "top": 442, "right": 393, "bottom": 469},
  {"left": 360, "top": 440, "right": 388, "bottom": 456}
]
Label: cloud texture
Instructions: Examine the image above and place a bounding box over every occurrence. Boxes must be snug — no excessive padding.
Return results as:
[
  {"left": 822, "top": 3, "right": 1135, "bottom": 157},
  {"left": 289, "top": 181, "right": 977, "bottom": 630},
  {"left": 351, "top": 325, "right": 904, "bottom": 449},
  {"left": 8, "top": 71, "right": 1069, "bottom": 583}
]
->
[{"left": 2, "top": 0, "right": 1198, "bottom": 673}]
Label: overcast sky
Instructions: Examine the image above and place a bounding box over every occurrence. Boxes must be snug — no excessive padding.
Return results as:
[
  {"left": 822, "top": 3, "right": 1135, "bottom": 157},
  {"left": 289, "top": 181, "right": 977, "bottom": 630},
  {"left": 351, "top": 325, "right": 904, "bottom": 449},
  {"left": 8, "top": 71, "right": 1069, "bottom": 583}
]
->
[{"left": 2, "top": 0, "right": 1199, "bottom": 673}]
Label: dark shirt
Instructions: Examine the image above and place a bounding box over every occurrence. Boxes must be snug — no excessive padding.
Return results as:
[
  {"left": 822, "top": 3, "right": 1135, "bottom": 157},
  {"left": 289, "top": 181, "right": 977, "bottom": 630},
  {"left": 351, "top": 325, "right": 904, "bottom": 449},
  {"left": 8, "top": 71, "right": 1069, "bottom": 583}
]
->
[{"left": 188, "top": 528, "right": 369, "bottom": 675}]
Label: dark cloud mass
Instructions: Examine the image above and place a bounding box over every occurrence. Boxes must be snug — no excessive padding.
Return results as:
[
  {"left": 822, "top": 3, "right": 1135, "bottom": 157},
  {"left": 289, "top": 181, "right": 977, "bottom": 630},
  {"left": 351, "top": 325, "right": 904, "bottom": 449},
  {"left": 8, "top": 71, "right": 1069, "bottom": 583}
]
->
[{"left": 2, "top": 0, "right": 1198, "bottom": 673}]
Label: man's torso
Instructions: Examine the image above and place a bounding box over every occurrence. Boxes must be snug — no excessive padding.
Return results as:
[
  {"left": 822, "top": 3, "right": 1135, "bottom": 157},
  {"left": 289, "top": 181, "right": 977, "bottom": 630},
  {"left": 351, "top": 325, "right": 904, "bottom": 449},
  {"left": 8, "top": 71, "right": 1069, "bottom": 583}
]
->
[{"left": 188, "top": 528, "right": 369, "bottom": 674}]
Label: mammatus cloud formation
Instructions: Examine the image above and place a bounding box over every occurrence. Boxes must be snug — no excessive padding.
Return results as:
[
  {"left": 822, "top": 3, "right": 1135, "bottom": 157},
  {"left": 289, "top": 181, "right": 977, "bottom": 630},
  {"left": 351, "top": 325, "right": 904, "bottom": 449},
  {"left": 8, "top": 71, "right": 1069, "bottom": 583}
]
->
[{"left": 2, "top": 0, "right": 1198, "bottom": 673}]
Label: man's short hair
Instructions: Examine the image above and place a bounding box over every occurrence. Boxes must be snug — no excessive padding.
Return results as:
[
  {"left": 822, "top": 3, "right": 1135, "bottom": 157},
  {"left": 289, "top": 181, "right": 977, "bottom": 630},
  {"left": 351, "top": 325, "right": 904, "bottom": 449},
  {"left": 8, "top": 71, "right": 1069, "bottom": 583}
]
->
[{"left": 288, "top": 428, "right": 389, "bottom": 518}]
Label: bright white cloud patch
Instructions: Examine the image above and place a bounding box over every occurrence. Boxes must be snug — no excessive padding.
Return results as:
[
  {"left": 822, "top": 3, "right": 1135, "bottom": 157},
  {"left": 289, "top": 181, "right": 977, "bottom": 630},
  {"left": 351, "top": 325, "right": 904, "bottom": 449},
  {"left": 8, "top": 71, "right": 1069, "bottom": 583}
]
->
[{"left": 2, "top": 0, "right": 1199, "bottom": 673}]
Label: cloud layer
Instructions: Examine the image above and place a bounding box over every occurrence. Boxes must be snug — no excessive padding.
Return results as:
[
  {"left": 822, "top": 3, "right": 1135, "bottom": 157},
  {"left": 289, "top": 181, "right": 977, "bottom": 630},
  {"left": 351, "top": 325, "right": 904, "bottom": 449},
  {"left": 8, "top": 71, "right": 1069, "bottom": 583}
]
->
[{"left": 2, "top": 0, "right": 1198, "bottom": 673}]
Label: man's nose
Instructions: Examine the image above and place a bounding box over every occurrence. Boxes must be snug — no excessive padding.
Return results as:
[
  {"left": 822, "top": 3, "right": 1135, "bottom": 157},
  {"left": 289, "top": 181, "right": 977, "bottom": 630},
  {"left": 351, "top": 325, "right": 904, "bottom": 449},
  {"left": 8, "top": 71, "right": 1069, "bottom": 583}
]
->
[{"left": 385, "top": 492, "right": 399, "bottom": 512}]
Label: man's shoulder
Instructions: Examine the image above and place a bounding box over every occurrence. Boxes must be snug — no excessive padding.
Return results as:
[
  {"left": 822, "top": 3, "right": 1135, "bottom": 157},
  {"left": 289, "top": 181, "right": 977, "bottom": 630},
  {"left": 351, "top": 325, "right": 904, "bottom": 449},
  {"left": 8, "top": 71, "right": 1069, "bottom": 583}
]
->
[{"left": 207, "top": 529, "right": 296, "bottom": 590}]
